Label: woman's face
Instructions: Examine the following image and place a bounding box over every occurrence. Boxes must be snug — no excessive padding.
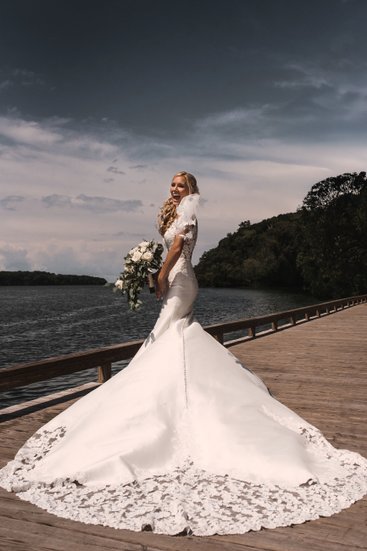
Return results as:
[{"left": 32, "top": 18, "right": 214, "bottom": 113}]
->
[{"left": 170, "top": 175, "right": 190, "bottom": 206}]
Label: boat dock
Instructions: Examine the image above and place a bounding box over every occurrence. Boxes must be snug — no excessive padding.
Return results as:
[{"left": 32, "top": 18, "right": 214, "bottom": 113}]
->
[{"left": 0, "top": 297, "right": 366, "bottom": 551}]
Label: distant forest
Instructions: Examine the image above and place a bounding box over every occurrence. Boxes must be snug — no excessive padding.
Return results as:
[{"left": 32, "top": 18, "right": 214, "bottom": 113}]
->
[
  {"left": 0, "top": 271, "right": 107, "bottom": 286},
  {"left": 195, "top": 172, "right": 367, "bottom": 299}
]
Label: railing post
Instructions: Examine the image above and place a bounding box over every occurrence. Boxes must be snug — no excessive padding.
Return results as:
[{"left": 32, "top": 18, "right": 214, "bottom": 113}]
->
[
  {"left": 248, "top": 326, "right": 256, "bottom": 339},
  {"left": 305, "top": 312, "right": 310, "bottom": 321},
  {"left": 98, "top": 363, "right": 112, "bottom": 383},
  {"left": 290, "top": 314, "right": 296, "bottom": 326},
  {"left": 272, "top": 320, "right": 278, "bottom": 332},
  {"left": 316, "top": 308, "right": 321, "bottom": 317}
]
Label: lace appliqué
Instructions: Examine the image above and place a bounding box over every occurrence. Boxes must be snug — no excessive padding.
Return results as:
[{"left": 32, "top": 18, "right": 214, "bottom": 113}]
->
[
  {"left": 164, "top": 218, "right": 198, "bottom": 281},
  {"left": 1, "top": 424, "right": 366, "bottom": 536}
]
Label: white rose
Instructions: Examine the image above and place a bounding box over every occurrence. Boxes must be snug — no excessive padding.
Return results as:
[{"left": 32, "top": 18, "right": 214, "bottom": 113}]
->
[
  {"left": 139, "top": 241, "right": 150, "bottom": 252},
  {"left": 142, "top": 251, "right": 153, "bottom": 262},
  {"left": 132, "top": 251, "right": 142, "bottom": 262},
  {"left": 115, "top": 279, "right": 124, "bottom": 290}
]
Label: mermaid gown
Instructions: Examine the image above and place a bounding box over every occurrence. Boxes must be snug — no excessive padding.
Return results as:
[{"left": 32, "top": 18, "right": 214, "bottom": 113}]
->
[{"left": 0, "top": 195, "right": 366, "bottom": 536}]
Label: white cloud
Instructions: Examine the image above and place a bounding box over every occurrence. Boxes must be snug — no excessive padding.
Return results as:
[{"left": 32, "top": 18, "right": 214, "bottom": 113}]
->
[
  {"left": 0, "top": 239, "right": 141, "bottom": 281},
  {"left": 274, "top": 62, "right": 330, "bottom": 90},
  {"left": 31, "top": 242, "right": 118, "bottom": 278},
  {"left": 0, "top": 116, "right": 61, "bottom": 146},
  {"left": 0, "top": 245, "right": 31, "bottom": 271},
  {"left": 195, "top": 106, "right": 268, "bottom": 130}
]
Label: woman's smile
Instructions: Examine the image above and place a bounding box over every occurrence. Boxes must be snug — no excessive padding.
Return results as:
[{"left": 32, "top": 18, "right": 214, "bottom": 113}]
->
[{"left": 170, "top": 175, "right": 190, "bottom": 206}]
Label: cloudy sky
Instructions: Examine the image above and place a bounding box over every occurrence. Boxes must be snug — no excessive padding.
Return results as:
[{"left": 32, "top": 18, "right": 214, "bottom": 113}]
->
[{"left": 1, "top": 0, "right": 366, "bottom": 280}]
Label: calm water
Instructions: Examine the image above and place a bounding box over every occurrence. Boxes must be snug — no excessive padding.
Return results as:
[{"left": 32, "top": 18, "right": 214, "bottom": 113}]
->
[{"left": 0, "top": 285, "right": 317, "bottom": 407}]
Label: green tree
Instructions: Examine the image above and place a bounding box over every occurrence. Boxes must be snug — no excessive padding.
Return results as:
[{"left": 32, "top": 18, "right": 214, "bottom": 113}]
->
[
  {"left": 297, "top": 172, "right": 367, "bottom": 298},
  {"left": 195, "top": 213, "right": 303, "bottom": 289},
  {"left": 0, "top": 271, "right": 107, "bottom": 286}
]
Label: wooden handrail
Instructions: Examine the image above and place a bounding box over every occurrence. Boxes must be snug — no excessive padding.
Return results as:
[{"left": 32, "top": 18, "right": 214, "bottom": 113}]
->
[
  {"left": 0, "top": 340, "right": 143, "bottom": 392},
  {"left": 205, "top": 294, "right": 367, "bottom": 343},
  {"left": 0, "top": 294, "right": 366, "bottom": 393}
]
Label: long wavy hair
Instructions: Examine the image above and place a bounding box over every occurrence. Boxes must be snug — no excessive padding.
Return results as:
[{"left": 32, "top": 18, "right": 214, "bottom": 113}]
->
[{"left": 157, "top": 171, "right": 199, "bottom": 236}]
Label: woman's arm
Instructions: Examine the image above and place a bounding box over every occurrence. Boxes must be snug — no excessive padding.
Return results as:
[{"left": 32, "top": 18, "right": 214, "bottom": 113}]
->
[{"left": 155, "top": 234, "right": 184, "bottom": 299}]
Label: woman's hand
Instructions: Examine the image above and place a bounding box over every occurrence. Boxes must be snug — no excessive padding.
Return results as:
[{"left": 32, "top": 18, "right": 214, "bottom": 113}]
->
[{"left": 155, "top": 273, "right": 168, "bottom": 300}]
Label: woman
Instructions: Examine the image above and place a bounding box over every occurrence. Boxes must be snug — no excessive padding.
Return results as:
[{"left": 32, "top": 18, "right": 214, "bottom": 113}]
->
[{"left": 0, "top": 171, "right": 366, "bottom": 536}]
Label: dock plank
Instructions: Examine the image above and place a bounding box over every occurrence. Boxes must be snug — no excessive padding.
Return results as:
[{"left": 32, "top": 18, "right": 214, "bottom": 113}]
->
[{"left": 0, "top": 304, "right": 366, "bottom": 551}]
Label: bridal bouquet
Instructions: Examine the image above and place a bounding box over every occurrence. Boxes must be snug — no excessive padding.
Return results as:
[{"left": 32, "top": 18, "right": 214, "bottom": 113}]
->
[{"left": 114, "top": 240, "right": 164, "bottom": 311}]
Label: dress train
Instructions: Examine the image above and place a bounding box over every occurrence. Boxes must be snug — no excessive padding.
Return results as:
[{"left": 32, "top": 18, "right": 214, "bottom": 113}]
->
[{"left": 0, "top": 195, "right": 366, "bottom": 535}]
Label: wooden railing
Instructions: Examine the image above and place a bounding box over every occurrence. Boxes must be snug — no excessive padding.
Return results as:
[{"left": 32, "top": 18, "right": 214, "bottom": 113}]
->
[
  {"left": 0, "top": 294, "right": 366, "bottom": 394},
  {"left": 205, "top": 294, "right": 367, "bottom": 344}
]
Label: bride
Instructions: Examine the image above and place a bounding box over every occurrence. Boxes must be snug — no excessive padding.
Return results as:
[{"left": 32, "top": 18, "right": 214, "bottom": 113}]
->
[{"left": 0, "top": 171, "right": 366, "bottom": 536}]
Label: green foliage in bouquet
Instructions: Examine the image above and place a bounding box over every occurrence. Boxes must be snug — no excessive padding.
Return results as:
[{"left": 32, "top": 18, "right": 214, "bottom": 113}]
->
[{"left": 115, "top": 240, "right": 164, "bottom": 310}]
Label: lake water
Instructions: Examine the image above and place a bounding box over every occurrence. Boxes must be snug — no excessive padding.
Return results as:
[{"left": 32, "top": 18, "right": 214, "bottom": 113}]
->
[{"left": 0, "top": 285, "right": 317, "bottom": 407}]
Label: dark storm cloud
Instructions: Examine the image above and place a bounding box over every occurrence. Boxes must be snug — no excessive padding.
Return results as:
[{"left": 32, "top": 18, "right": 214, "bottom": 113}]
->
[
  {"left": 0, "top": 80, "right": 12, "bottom": 91},
  {"left": 0, "top": 66, "right": 45, "bottom": 97},
  {"left": 1, "top": 0, "right": 366, "bottom": 144},
  {"left": 42, "top": 193, "right": 142, "bottom": 213}
]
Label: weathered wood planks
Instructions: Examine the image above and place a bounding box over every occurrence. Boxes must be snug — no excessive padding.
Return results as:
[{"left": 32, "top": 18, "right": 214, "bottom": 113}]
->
[{"left": 0, "top": 304, "right": 366, "bottom": 551}]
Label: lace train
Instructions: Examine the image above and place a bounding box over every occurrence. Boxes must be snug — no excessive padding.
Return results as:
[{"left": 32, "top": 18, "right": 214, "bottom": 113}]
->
[{"left": 1, "top": 423, "right": 366, "bottom": 536}]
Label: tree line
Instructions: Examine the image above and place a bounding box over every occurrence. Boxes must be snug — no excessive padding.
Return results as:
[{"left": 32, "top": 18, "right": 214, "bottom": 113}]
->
[
  {"left": 0, "top": 271, "right": 107, "bottom": 286},
  {"left": 194, "top": 172, "right": 367, "bottom": 299}
]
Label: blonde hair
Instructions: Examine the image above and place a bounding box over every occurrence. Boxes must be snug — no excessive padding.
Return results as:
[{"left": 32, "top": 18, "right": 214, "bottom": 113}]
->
[
  {"left": 157, "top": 171, "right": 199, "bottom": 236},
  {"left": 175, "top": 171, "right": 199, "bottom": 194}
]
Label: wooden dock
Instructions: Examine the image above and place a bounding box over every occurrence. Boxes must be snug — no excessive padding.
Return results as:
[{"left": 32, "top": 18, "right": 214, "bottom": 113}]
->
[{"left": 0, "top": 303, "right": 366, "bottom": 551}]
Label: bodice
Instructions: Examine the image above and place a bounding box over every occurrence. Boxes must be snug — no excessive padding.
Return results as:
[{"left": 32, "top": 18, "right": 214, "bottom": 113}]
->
[{"left": 163, "top": 217, "right": 198, "bottom": 280}]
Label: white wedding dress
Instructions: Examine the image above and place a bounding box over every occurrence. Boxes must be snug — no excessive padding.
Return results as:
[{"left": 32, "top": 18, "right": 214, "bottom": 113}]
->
[{"left": 1, "top": 194, "right": 366, "bottom": 536}]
